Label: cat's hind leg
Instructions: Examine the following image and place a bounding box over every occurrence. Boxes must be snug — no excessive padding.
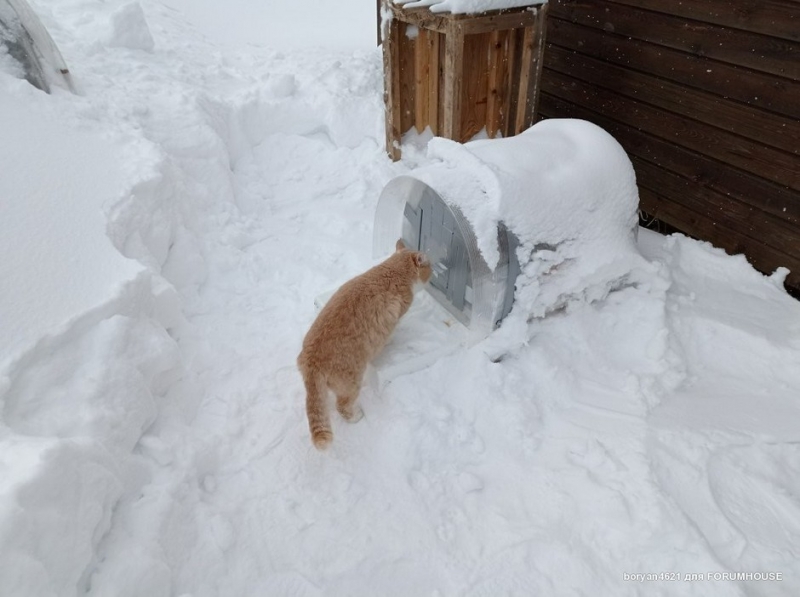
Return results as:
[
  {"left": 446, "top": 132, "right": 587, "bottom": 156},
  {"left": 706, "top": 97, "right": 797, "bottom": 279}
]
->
[{"left": 331, "top": 375, "right": 364, "bottom": 423}]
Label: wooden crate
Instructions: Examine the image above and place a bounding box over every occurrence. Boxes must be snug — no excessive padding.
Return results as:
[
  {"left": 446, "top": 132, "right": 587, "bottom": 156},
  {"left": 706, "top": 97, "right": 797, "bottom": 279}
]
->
[{"left": 381, "top": 1, "right": 548, "bottom": 160}]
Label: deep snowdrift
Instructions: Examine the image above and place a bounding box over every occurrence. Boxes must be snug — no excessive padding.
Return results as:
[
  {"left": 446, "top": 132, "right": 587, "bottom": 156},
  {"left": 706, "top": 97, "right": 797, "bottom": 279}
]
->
[{"left": 1, "top": 1, "right": 799, "bottom": 596}]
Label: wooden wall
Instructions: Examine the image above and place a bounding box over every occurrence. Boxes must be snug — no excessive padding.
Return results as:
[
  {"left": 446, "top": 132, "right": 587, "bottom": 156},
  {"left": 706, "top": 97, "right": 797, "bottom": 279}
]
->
[{"left": 539, "top": 0, "right": 800, "bottom": 290}]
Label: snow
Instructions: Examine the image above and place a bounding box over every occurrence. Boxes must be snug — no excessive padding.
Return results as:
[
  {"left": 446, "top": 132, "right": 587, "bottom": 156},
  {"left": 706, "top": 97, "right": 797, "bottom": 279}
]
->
[
  {"left": 107, "top": 2, "right": 155, "bottom": 52},
  {"left": 0, "top": 88, "right": 144, "bottom": 371},
  {"left": 406, "top": 120, "right": 649, "bottom": 339},
  {"left": 394, "top": 0, "right": 547, "bottom": 15},
  {"left": 1, "top": 0, "right": 799, "bottom": 596}
]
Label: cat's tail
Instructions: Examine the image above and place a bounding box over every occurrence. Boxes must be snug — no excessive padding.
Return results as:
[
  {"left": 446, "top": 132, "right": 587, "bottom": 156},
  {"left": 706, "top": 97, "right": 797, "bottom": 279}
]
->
[{"left": 303, "top": 370, "right": 333, "bottom": 450}]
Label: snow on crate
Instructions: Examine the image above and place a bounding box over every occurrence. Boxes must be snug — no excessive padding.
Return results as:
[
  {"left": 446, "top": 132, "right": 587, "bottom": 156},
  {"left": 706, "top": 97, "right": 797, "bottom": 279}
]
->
[
  {"left": 393, "top": 0, "right": 547, "bottom": 15},
  {"left": 375, "top": 118, "right": 656, "bottom": 349}
]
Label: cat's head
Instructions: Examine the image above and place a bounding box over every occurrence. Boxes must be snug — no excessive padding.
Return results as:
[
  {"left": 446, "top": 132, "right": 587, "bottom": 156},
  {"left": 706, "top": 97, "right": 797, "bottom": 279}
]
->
[{"left": 396, "top": 239, "right": 432, "bottom": 283}]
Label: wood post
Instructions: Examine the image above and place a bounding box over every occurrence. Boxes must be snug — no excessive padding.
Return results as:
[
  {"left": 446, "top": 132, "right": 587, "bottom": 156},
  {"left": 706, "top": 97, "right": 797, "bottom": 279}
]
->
[
  {"left": 442, "top": 22, "right": 464, "bottom": 141},
  {"left": 382, "top": 7, "right": 403, "bottom": 161}
]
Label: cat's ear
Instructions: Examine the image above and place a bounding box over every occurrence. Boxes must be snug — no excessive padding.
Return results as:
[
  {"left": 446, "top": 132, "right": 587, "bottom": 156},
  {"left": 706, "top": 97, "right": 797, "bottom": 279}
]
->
[
  {"left": 413, "top": 252, "right": 429, "bottom": 267},
  {"left": 395, "top": 238, "right": 407, "bottom": 252}
]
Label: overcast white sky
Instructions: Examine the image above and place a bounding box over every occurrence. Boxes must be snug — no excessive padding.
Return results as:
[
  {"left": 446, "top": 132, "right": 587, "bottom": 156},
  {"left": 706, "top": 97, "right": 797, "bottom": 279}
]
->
[{"left": 161, "top": 0, "right": 379, "bottom": 50}]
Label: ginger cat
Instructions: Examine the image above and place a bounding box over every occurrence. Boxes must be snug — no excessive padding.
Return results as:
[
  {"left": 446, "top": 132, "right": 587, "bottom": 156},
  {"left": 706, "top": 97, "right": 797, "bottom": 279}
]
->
[{"left": 297, "top": 240, "right": 432, "bottom": 450}]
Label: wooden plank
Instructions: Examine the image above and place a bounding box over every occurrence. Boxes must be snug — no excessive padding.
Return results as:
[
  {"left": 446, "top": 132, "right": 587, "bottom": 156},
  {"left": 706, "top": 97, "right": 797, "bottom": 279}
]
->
[
  {"left": 382, "top": 12, "right": 403, "bottom": 160},
  {"left": 541, "top": 68, "right": 800, "bottom": 191},
  {"left": 545, "top": 44, "right": 800, "bottom": 155},
  {"left": 460, "top": 8, "right": 538, "bottom": 34},
  {"left": 460, "top": 32, "right": 491, "bottom": 141},
  {"left": 438, "top": 32, "right": 446, "bottom": 136},
  {"left": 547, "top": 18, "right": 800, "bottom": 119},
  {"left": 539, "top": 92, "right": 800, "bottom": 225},
  {"left": 514, "top": 25, "right": 535, "bottom": 134},
  {"left": 398, "top": 22, "right": 416, "bottom": 136},
  {"left": 415, "top": 28, "right": 430, "bottom": 132},
  {"left": 522, "top": 4, "right": 548, "bottom": 131},
  {"left": 486, "top": 29, "right": 507, "bottom": 137},
  {"left": 639, "top": 187, "right": 800, "bottom": 289},
  {"left": 429, "top": 31, "right": 441, "bottom": 135},
  {"left": 376, "top": 0, "right": 382, "bottom": 45},
  {"left": 609, "top": 0, "right": 800, "bottom": 43},
  {"left": 548, "top": 0, "right": 799, "bottom": 80},
  {"left": 443, "top": 21, "right": 465, "bottom": 140},
  {"left": 388, "top": 4, "right": 449, "bottom": 33},
  {"left": 502, "top": 28, "right": 521, "bottom": 137}
]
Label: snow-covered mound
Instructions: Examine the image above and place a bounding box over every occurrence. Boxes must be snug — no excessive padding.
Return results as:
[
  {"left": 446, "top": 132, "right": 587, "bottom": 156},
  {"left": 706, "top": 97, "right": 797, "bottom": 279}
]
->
[
  {"left": 405, "top": 120, "right": 653, "bottom": 350},
  {"left": 1, "top": 0, "right": 799, "bottom": 596}
]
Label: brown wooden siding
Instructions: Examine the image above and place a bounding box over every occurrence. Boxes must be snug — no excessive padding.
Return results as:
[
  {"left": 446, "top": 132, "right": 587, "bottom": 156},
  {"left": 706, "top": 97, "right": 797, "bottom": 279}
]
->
[{"left": 539, "top": 0, "right": 800, "bottom": 290}]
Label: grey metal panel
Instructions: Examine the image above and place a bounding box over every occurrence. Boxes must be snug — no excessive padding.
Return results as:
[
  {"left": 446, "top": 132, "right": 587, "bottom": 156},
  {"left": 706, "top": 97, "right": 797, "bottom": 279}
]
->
[
  {"left": 498, "top": 226, "right": 521, "bottom": 324},
  {"left": 403, "top": 202, "right": 422, "bottom": 249},
  {"left": 419, "top": 192, "right": 452, "bottom": 298},
  {"left": 401, "top": 185, "right": 523, "bottom": 328},
  {"left": 449, "top": 234, "right": 468, "bottom": 311},
  {"left": 423, "top": 192, "right": 470, "bottom": 313}
]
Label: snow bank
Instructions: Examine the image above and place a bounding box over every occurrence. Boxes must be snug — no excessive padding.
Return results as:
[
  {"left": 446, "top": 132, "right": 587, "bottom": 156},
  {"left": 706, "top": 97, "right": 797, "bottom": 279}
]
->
[
  {"left": 2, "top": 0, "right": 388, "bottom": 591},
  {"left": 0, "top": 437, "right": 123, "bottom": 594},
  {"left": 0, "top": 99, "right": 181, "bottom": 592},
  {"left": 394, "top": 0, "right": 547, "bottom": 15},
  {"left": 107, "top": 2, "right": 155, "bottom": 52},
  {"left": 641, "top": 231, "right": 800, "bottom": 590},
  {"left": 0, "top": 91, "right": 143, "bottom": 369},
  {"left": 0, "top": 3, "right": 189, "bottom": 591}
]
